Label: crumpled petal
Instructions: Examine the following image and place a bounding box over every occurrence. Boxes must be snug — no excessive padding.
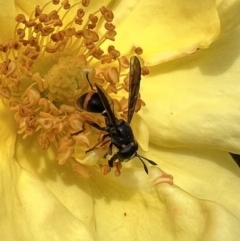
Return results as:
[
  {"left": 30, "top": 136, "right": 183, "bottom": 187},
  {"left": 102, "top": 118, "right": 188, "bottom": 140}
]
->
[
  {"left": 140, "top": 25, "right": 240, "bottom": 153},
  {"left": 111, "top": 0, "right": 220, "bottom": 65}
]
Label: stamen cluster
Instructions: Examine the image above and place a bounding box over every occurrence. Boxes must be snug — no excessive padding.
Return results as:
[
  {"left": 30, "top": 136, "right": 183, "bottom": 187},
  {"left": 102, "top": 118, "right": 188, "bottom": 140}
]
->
[{"left": 0, "top": 0, "right": 148, "bottom": 177}]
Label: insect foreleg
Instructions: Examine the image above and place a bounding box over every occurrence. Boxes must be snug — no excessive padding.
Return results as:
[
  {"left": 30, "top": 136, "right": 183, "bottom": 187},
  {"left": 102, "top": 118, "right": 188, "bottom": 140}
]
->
[
  {"left": 103, "top": 142, "right": 113, "bottom": 158},
  {"left": 108, "top": 153, "right": 118, "bottom": 167}
]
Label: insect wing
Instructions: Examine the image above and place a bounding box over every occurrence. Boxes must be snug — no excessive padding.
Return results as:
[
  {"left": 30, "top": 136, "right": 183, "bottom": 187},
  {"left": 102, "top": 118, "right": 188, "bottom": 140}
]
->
[
  {"left": 95, "top": 84, "right": 118, "bottom": 131},
  {"left": 127, "top": 56, "right": 141, "bottom": 124}
]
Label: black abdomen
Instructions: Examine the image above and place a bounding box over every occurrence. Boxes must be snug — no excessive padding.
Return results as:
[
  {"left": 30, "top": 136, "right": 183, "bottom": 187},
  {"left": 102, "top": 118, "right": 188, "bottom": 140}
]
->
[{"left": 76, "top": 91, "right": 105, "bottom": 113}]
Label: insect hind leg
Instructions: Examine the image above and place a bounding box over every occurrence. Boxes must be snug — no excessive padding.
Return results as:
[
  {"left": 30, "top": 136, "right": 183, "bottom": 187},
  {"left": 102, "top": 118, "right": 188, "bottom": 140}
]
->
[
  {"left": 71, "top": 122, "right": 87, "bottom": 136},
  {"left": 71, "top": 120, "right": 106, "bottom": 136},
  {"left": 86, "top": 132, "right": 110, "bottom": 154}
]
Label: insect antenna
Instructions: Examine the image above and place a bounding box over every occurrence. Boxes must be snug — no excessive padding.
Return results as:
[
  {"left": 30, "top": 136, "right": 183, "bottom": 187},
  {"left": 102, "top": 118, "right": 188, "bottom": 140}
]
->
[
  {"left": 85, "top": 73, "right": 93, "bottom": 90},
  {"left": 136, "top": 153, "right": 158, "bottom": 174},
  {"left": 136, "top": 154, "right": 149, "bottom": 174},
  {"left": 137, "top": 154, "right": 157, "bottom": 166}
]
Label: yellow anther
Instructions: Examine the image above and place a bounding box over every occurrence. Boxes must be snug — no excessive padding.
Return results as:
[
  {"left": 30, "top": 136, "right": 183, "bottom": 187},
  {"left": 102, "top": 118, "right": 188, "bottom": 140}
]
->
[
  {"left": 0, "top": 87, "right": 11, "bottom": 99},
  {"left": 64, "top": 28, "right": 75, "bottom": 37},
  {"left": 25, "top": 20, "right": 36, "bottom": 28},
  {"left": 16, "top": 28, "right": 25, "bottom": 39},
  {"left": 29, "top": 37, "right": 39, "bottom": 47},
  {"left": 82, "top": 29, "right": 95, "bottom": 39},
  {"left": 100, "top": 6, "right": 114, "bottom": 22},
  {"left": 84, "top": 39, "right": 95, "bottom": 49},
  {"left": 35, "top": 5, "right": 42, "bottom": 17},
  {"left": 104, "top": 67, "right": 119, "bottom": 84},
  {"left": 49, "top": 10, "right": 59, "bottom": 20},
  {"left": 75, "top": 17, "right": 83, "bottom": 25},
  {"left": 77, "top": 9, "right": 85, "bottom": 18},
  {"left": 105, "top": 30, "right": 117, "bottom": 41},
  {"left": 90, "top": 47, "right": 104, "bottom": 59},
  {"left": 9, "top": 40, "right": 21, "bottom": 50},
  {"left": 89, "top": 14, "right": 98, "bottom": 24},
  {"left": 52, "top": 0, "right": 60, "bottom": 5},
  {"left": 39, "top": 13, "right": 49, "bottom": 23},
  {"left": 61, "top": 0, "right": 71, "bottom": 10},
  {"left": 15, "top": 14, "right": 26, "bottom": 23},
  {"left": 82, "top": 0, "right": 90, "bottom": 7},
  {"left": 74, "top": 30, "right": 83, "bottom": 38},
  {"left": 34, "top": 23, "right": 43, "bottom": 33},
  {"left": 53, "top": 19, "right": 63, "bottom": 27},
  {"left": 135, "top": 47, "right": 143, "bottom": 55},
  {"left": 40, "top": 26, "right": 54, "bottom": 36},
  {"left": 141, "top": 66, "right": 150, "bottom": 76},
  {"left": 50, "top": 33, "right": 59, "bottom": 42},
  {"left": 45, "top": 43, "right": 59, "bottom": 53},
  {"left": 105, "top": 22, "right": 115, "bottom": 31},
  {"left": 87, "top": 23, "right": 96, "bottom": 30},
  {"left": 119, "top": 56, "right": 130, "bottom": 68}
]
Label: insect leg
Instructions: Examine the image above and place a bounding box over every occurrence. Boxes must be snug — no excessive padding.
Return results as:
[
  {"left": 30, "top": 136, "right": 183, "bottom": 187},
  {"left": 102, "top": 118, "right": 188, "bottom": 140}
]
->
[
  {"left": 85, "top": 71, "right": 94, "bottom": 90},
  {"left": 71, "top": 121, "right": 88, "bottom": 136},
  {"left": 86, "top": 139, "right": 110, "bottom": 153},
  {"left": 108, "top": 153, "right": 118, "bottom": 167},
  {"left": 85, "top": 120, "right": 106, "bottom": 131},
  {"left": 71, "top": 120, "right": 106, "bottom": 136},
  {"left": 103, "top": 142, "right": 113, "bottom": 158},
  {"left": 71, "top": 129, "right": 84, "bottom": 136},
  {"left": 101, "top": 133, "right": 110, "bottom": 142}
]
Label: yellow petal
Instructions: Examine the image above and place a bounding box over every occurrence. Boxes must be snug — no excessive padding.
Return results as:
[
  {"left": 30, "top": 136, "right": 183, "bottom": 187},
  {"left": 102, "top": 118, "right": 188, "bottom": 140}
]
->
[
  {"left": 156, "top": 184, "right": 240, "bottom": 240},
  {"left": 131, "top": 114, "right": 149, "bottom": 151},
  {"left": 1, "top": 1, "right": 239, "bottom": 240},
  {"left": 0, "top": 104, "right": 97, "bottom": 240},
  {"left": 1, "top": 96, "right": 240, "bottom": 240},
  {"left": 11, "top": 116, "right": 240, "bottom": 241},
  {"left": 112, "top": 0, "right": 220, "bottom": 65},
  {"left": 0, "top": 1, "right": 16, "bottom": 41},
  {"left": 216, "top": 0, "right": 240, "bottom": 37},
  {"left": 141, "top": 25, "right": 240, "bottom": 153}
]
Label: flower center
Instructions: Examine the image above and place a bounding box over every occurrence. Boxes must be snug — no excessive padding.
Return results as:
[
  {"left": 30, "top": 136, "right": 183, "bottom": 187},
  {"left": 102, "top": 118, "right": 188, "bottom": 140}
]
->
[{"left": 0, "top": 0, "right": 149, "bottom": 177}]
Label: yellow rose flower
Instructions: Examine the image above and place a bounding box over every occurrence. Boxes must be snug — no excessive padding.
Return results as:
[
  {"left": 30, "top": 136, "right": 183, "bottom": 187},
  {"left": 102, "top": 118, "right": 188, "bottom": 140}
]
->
[{"left": 0, "top": 1, "right": 240, "bottom": 241}]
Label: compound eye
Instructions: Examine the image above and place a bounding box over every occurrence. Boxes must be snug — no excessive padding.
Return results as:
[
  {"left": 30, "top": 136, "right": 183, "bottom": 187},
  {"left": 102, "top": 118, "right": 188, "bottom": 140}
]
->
[{"left": 118, "top": 142, "right": 137, "bottom": 161}]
